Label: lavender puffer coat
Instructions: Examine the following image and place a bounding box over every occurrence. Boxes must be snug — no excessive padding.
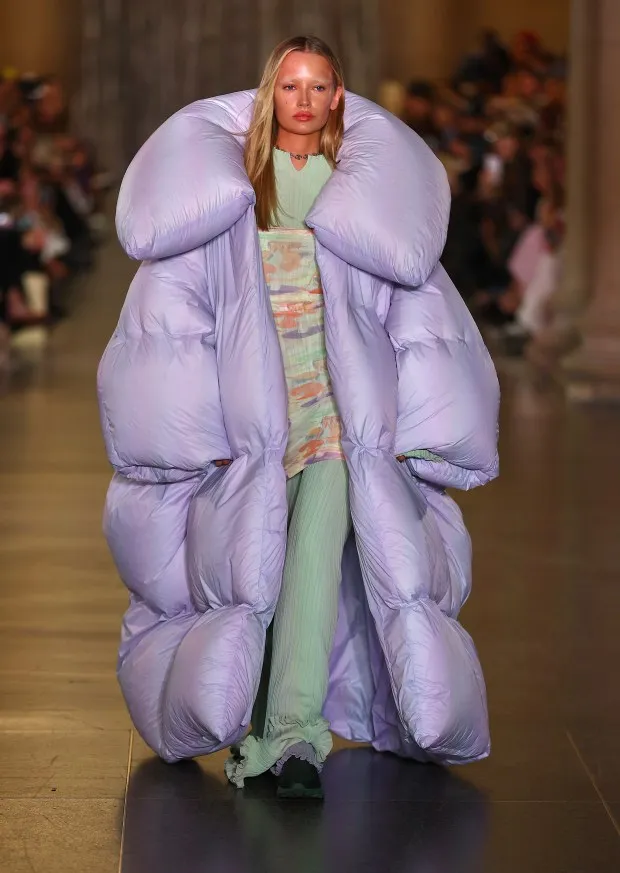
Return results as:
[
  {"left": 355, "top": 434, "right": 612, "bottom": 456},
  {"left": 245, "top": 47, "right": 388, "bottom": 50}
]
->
[{"left": 98, "top": 91, "right": 499, "bottom": 766}]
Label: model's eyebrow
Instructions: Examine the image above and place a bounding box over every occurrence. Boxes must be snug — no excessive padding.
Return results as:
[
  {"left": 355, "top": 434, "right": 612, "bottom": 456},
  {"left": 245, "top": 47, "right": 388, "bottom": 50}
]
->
[{"left": 278, "top": 76, "right": 332, "bottom": 85}]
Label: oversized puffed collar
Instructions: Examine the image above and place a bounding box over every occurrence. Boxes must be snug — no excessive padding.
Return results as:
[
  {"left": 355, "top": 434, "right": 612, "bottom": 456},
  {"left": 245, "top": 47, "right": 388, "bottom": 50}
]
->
[{"left": 117, "top": 90, "right": 449, "bottom": 287}]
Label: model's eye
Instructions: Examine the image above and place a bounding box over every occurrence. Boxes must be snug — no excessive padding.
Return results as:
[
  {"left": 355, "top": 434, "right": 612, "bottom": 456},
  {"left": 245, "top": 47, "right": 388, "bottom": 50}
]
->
[
  {"left": 315, "top": 85, "right": 326, "bottom": 92},
  {"left": 282, "top": 84, "right": 295, "bottom": 91}
]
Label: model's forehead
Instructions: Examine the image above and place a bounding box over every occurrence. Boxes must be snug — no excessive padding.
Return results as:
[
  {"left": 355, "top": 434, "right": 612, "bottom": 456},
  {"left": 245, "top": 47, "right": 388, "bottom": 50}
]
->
[{"left": 277, "top": 52, "right": 333, "bottom": 81}]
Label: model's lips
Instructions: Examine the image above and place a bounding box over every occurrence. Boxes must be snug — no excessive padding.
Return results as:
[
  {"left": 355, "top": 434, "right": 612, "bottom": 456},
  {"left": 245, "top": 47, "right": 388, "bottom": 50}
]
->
[{"left": 293, "top": 113, "right": 314, "bottom": 121}]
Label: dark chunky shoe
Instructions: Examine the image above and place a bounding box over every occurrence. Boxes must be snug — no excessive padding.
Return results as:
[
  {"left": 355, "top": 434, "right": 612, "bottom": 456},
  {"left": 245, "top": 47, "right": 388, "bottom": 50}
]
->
[{"left": 276, "top": 758, "right": 324, "bottom": 800}]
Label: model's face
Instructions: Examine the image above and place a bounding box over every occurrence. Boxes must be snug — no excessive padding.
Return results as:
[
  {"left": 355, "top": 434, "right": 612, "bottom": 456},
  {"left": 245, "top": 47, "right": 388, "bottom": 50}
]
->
[{"left": 274, "top": 52, "right": 342, "bottom": 138}]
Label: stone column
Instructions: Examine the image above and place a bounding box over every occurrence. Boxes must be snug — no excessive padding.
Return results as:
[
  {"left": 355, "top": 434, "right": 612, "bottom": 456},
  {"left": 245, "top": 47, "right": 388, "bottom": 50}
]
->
[
  {"left": 526, "top": 0, "right": 596, "bottom": 371},
  {"left": 562, "top": 0, "right": 620, "bottom": 401}
]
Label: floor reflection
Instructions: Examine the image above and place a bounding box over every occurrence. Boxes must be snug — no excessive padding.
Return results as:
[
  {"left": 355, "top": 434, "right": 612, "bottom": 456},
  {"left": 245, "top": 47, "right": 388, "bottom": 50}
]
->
[{"left": 123, "top": 747, "right": 490, "bottom": 873}]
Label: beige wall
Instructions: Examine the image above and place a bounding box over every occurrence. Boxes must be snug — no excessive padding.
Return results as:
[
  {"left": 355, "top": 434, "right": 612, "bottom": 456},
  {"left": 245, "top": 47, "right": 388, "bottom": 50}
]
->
[{"left": 0, "top": 0, "right": 81, "bottom": 90}]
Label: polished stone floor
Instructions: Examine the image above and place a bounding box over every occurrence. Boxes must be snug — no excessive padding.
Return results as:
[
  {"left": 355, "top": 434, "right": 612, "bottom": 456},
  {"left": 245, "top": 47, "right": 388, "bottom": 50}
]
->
[{"left": 1, "top": 235, "right": 620, "bottom": 872}]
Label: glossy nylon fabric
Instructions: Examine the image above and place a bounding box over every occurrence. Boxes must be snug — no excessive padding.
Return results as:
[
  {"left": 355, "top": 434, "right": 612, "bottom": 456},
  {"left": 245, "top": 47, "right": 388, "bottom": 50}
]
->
[{"left": 98, "top": 90, "right": 500, "bottom": 766}]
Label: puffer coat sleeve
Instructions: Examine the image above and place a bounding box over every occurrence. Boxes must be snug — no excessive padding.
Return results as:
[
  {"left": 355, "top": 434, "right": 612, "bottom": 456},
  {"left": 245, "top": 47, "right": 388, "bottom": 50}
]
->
[
  {"left": 98, "top": 247, "right": 230, "bottom": 483},
  {"left": 389, "top": 264, "right": 500, "bottom": 491}
]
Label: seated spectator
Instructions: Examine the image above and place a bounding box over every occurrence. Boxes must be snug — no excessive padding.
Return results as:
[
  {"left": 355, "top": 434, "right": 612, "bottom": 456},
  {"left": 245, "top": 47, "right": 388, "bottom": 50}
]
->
[
  {"left": 453, "top": 28, "right": 511, "bottom": 94},
  {"left": 33, "top": 77, "right": 69, "bottom": 134},
  {"left": 441, "top": 145, "right": 486, "bottom": 304},
  {"left": 18, "top": 171, "right": 71, "bottom": 268},
  {"left": 457, "top": 110, "right": 488, "bottom": 167},
  {"left": 432, "top": 101, "right": 460, "bottom": 153},
  {"left": 403, "top": 80, "right": 438, "bottom": 149},
  {"left": 0, "top": 65, "right": 109, "bottom": 365},
  {"left": 539, "top": 74, "right": 566, "bottom": 140},
  {"left": 486, "top": 69, "right": 542, "bottom": 130},
  {"left": 391, "top": 26, "right": 567, "bottom": 355},
  {"left": 0, "top": 118, "right": 19, "bottom": 181},
  {"left": 500, "top": 152, "right": 565, "bottom": 351},
  {"left": 510, "top": 31, "right": 551, "bottom": 76},
  {"left": 472, "top": 122, "right": 539, "bottom": 315}
]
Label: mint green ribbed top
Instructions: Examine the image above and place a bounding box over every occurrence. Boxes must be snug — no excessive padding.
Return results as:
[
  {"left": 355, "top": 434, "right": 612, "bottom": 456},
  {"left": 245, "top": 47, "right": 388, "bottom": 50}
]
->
[{"left": 272, "top": 148, "right": 332, "bottom": 229}]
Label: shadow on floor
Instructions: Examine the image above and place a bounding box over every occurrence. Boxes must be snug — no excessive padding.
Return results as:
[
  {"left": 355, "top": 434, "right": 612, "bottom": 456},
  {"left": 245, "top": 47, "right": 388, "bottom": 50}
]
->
[{"left": 122, "top": 747, "right": 490, "bottom": 873}]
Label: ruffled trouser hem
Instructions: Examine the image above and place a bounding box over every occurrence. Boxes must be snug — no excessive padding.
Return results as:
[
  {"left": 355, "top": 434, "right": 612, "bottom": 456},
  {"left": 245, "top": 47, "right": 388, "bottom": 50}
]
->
[{"left": 224, "top": 718, "right": 333, "bottom": 789}]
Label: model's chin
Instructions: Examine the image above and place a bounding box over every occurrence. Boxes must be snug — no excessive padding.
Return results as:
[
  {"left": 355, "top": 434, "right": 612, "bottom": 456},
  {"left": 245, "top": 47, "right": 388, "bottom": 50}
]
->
[{"left": 280, "top": 119, "right": 324, "bottom": 136}]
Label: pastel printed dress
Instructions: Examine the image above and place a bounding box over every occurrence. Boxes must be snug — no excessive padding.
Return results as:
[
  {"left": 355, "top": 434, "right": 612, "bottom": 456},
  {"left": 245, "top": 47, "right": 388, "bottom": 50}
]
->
[
  {"left": 259, "top": 229, "right": 343, "bottom": 477},
  {"left": 260, "top": 148, "right": 344, "bottom": 478}
]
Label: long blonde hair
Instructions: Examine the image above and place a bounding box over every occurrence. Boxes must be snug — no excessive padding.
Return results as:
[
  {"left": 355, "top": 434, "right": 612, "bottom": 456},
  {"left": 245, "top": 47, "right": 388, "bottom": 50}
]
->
[{"left": 245, "top": 36, "right": 345, "bottom": 230}]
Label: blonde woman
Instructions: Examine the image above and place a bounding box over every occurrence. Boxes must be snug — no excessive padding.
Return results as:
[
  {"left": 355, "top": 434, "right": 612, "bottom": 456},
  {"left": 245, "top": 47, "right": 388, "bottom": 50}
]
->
[{"left": 99, "top": 37, "right": 499, "bottom": 800}]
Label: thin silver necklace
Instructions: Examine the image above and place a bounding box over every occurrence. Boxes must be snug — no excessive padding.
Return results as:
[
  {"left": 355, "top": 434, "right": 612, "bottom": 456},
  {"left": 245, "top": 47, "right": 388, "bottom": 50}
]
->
[{"left": 275, "top": 144, "right": 320, "bottom": 161}]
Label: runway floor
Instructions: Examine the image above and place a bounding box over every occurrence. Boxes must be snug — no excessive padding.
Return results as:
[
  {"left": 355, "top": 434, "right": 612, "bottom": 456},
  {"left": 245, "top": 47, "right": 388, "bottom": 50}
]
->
[{"left": 1, "top": 235, "right": 620, "bottom": 872}]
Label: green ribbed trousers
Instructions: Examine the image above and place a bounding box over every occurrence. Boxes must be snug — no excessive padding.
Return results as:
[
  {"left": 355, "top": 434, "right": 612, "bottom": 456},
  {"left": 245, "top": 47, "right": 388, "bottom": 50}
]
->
[{"left": 225, "top": 459, "right": 351, "bottom": 786}]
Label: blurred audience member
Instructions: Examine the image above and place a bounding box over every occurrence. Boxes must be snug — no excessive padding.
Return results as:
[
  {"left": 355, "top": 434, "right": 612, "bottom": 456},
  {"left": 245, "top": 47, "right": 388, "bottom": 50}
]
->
[
  {"left": 539, "top": 74, "right": 566, "bottom": 139},
  {"left": 501, "top": 149, "right": 565, "bottom": 351},
  {"left": 453, "top": 28, "right": 511, "bottom": 94},
  {"left": 0, "top": 117, "right": 20, "bottom": 181},
  {"left": 392, "top": 28, "right": 568, "bottom": 356},
  {"left": 404, "top": 80, "right": 438, "bottom": 149},
  {"left": 510, "top": 30, "right": 550, "bottom": 75},
  {"left": 1, "top": 67, "right": 110, "bottom": 370}
]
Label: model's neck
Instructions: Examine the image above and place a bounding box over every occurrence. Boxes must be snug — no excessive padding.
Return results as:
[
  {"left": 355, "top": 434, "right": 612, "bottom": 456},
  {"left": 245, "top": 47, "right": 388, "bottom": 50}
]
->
[{"left": 276, "top": 130, "right": 321, "bottom": 156}]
